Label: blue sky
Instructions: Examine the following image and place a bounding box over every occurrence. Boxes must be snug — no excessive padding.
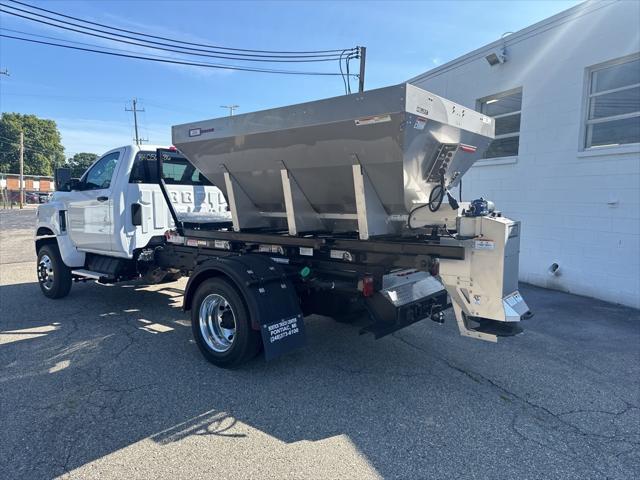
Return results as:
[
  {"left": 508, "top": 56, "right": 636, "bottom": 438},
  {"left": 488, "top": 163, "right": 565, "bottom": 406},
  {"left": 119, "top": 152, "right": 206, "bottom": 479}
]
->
[{"left": 0, "top": 0, "right": 580, "bottom": 156}]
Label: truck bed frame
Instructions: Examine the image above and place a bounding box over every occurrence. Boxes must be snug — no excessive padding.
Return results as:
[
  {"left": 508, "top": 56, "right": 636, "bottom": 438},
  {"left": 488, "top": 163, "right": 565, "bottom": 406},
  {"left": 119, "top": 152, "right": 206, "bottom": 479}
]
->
[{"left": 153, "top": 149, "right": 453, "bottom": 352}]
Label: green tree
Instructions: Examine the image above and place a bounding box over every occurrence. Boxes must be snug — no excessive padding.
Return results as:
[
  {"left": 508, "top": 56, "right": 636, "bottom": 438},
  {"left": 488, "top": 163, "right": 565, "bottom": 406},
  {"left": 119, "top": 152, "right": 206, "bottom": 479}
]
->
[
  {"left": 67, "top": 152, "right": 98, "bottom": 178},
  {"left": 0, "top": 113, "right": 65, "bottom": 176}
]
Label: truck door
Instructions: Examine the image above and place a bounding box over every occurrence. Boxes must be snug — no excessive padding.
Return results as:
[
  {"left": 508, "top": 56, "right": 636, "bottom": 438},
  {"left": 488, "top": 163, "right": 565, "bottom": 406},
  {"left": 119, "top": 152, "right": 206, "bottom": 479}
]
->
[{"left": 67, "top": 150, "right": 122, "bottom": 253}]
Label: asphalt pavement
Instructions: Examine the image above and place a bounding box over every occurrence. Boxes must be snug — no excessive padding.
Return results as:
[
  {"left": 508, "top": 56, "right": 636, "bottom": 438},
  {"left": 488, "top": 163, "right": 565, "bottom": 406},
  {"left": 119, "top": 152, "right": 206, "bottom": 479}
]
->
[{"left": 1, "top": 208, "right": 639, "bottom": 479}]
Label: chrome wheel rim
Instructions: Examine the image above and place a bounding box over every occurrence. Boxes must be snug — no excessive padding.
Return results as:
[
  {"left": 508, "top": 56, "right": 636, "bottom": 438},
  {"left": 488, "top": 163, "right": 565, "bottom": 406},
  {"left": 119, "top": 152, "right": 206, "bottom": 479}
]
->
[
  {"left": 199, "top": 294, "right": 236, "bottom": 353},
  {"left": 38, "top": 254, "right": 54, "bottom": 290}
]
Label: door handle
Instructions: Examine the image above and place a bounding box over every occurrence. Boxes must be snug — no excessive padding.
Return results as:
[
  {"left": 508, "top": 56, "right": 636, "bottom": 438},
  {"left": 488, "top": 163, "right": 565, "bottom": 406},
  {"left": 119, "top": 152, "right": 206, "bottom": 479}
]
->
[{"left": 97, "top": 196, "right": 109, "bottom": 202}]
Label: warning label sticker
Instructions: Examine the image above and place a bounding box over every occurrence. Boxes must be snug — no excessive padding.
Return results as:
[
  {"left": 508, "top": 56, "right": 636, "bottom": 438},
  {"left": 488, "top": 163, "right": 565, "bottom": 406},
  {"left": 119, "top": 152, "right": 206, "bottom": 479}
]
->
[
  {"left": 505, "top": 292, "right": 523, "bottom": 307},
  {"left": 414, "top": 117, "right": 427, "bottom": 130},
  {"left": 474, "top": 240, "right": 495, "bottom": 250},
  {"left": 355, "top": 114, "right": 391, "bottom": 126}
]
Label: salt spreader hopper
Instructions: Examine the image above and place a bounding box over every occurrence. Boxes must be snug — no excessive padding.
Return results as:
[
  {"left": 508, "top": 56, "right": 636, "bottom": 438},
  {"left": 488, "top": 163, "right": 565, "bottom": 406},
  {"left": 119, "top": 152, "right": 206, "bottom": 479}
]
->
[{"left": 171, "top": 83, "right": 531, "bottom": 344}]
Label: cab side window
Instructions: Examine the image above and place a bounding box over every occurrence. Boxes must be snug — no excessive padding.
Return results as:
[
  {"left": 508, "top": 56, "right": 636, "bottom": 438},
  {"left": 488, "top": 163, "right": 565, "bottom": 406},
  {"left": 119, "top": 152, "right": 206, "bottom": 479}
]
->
[
  {"left": 129, "top": 152, "right": 158, "bottom": 183},
  {"left": 83, "top": 152, "right": 120, "bottom": 190},
  {"left": 129, "top": 151, "right": 211, "bottom": 186}
]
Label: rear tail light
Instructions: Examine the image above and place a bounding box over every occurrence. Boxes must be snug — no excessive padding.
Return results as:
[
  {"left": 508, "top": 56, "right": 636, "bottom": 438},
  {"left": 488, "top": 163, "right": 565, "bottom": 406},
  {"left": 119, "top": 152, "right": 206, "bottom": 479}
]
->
[
  {"left": 359, "top": 276, "right": 375, "bottom": 297},
  {"left": 429, "top": 259, "right": 440, "bottom": 276},
  {"left": 459, "top": 144, "right": 477, "bottom": 153}
]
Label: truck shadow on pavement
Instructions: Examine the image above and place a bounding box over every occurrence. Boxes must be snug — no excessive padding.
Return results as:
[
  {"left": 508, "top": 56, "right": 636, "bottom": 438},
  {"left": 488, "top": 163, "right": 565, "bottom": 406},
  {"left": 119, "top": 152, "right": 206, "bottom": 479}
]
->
[{"left": 1, "top": 280, "right": 639, "bottom": 479}]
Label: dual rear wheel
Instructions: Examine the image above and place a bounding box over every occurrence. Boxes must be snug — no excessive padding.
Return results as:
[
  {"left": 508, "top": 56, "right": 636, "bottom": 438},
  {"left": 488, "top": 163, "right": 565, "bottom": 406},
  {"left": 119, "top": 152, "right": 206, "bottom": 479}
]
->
[{"left": 190, "top": 278, "right": 261, "bottom": 368}]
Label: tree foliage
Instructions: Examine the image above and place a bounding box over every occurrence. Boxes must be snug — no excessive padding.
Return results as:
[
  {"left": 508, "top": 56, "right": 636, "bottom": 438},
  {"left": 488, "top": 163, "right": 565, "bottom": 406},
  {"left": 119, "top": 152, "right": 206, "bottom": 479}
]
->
[
  {"left": 0, "top": 113, "right": 65, "bottom": 176},
  {"left": 67, "top": 152, "right": 98, "bottom": 178}
]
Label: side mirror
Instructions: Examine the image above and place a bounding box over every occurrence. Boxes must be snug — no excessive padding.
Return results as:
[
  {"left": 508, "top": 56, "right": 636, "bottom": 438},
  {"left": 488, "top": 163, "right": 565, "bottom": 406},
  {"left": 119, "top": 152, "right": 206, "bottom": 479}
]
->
[
  {"left": 60, "top": 178, "right": 82, "bottom": 192},
  {"left": 54, "top": 167, "right": 72, "bottom": 191}
]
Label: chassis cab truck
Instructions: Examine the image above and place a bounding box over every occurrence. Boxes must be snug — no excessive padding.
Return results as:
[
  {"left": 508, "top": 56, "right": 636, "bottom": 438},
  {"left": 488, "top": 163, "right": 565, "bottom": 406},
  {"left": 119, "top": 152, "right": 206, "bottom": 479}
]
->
[
  {"left": 36, "top": 84, "right": 531, "bottom": 368},
  {"left": 35, "top": 144, "right": 225, "bottom": 292}
]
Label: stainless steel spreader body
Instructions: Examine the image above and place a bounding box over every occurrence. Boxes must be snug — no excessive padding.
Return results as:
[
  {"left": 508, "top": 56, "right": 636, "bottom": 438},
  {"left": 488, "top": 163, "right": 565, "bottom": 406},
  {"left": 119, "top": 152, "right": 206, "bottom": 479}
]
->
[
  {"left": 172, "top": 83, "right": 530, "bottom": 343},
  {"left": 172, "top": 83, "right": 494, "bottom": 234}
]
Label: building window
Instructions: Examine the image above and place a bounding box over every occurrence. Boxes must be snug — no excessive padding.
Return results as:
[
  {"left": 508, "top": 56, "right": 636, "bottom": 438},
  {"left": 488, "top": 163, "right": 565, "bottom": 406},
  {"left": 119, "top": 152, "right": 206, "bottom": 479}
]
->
[
  {"left": 478, "top": 89, "right": 522, "bottom": 158},
  {"left": 584, "top": 56, "right": 640, "bottom": 149}
]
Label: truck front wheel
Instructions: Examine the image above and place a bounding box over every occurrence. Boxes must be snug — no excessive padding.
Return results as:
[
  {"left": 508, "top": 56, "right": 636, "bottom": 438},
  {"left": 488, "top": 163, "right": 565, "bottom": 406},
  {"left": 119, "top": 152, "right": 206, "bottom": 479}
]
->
[
  {"left": 191, "top": 278, "right": 261, "bottom": 368},
  {"left": 37, "top": 243, "right": 72, "bottom": 299}
]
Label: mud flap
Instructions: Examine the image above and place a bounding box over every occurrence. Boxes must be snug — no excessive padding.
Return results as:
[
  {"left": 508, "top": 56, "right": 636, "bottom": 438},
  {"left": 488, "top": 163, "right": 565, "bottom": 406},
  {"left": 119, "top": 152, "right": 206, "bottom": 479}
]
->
[{"left": 186, "top": 255, "right": 306, "bottom": 361}]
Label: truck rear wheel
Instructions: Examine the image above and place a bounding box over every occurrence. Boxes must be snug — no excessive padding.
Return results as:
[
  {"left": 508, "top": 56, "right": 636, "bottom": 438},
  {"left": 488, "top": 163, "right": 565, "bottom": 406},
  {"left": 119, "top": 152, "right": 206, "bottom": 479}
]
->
[
  {"left": 191, "top": 278, "right": 261, "bottom": 367},
  {"left": 37, "top": 243, "right": 72, "bottom": 299}
]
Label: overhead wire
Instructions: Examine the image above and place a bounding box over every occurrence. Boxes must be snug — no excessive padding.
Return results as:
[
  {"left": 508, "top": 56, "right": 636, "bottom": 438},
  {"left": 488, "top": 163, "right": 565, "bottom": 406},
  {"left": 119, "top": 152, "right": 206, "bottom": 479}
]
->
[
  {"left": 7, "top": 0, "right": 351, "bottom": 56},
  {"left": 0, "top": 33, "right": 357, "bottom": 76},
  {"left": 0, "top": 134, "right": 76, "bottom": 156},
  {"left": 0, "top": 6, "right": 354, "bottom": 63}
]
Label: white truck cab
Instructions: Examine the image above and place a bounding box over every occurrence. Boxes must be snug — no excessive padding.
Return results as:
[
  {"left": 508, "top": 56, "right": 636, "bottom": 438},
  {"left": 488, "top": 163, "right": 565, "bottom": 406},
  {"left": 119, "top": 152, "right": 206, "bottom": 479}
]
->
[{"left": 36, "top": 145, "right": 226, "bottom": 271}]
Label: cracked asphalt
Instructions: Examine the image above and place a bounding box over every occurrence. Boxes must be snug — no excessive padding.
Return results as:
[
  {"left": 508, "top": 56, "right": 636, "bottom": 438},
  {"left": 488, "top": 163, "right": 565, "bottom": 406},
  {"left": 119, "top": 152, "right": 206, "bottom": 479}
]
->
[{"left": 1, "top": 208, "right": 639, "bottom": 479}]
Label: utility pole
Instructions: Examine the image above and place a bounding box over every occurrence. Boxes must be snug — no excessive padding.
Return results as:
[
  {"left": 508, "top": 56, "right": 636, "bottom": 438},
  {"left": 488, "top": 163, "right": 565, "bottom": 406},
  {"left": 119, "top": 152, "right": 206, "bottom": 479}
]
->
[
  {"left": 125, "top": 98, "right": 147, "bottom": 145},
  {"left": 220, "top": 105, "right": 239, "bottom": 117},
  {"left": 19, "top": 131, "right": 24, "bottom": 209},
  {"left": 358, "top": 46, "right": 366, "bottom": 93}
]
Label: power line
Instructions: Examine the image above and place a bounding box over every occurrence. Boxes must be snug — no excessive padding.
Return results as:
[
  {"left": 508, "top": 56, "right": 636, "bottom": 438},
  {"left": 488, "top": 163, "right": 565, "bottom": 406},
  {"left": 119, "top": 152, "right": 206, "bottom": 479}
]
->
[
  {"left": 0, "top": 6, "right": 351, "bottom": 63},
  {"left": 0, "top": 27, "right": 337, "bottom": 76},
  {"left": 1, "top": 2, "right": 355, "bottom": 61},
  {"left": 7, "top": 0, "right": 351, "bottom": 56},
  {"left": 0, "top": 135, "right": 76, "bottom": 157},
  {"left": 125, "top": 98, "right": 147, "bottom": 146},
  {"left": 0, "top": 87, "right": 223, "bottom": 117},
  {"left": 220, "top": 105, "right": 239, "bottom": 117},
  {"left": 0, "top": 34, "right": 356, "bottom": 76}
]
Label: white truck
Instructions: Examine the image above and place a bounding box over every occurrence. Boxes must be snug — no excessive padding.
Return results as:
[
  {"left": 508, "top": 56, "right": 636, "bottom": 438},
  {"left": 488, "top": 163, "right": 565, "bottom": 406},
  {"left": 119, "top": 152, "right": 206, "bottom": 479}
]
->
[
  {"left": 36, "top": 144, "right": 226, "bottom": 286},
  {"left": 35, "top": 84, "right": 531, "bottom": 368}
]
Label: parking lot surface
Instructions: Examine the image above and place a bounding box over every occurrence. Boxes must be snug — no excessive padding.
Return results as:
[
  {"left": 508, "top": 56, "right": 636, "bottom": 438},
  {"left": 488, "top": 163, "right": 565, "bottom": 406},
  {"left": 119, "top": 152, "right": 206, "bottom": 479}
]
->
[{"left": 1, "top": 208, "right": 639, "bottom": 479}]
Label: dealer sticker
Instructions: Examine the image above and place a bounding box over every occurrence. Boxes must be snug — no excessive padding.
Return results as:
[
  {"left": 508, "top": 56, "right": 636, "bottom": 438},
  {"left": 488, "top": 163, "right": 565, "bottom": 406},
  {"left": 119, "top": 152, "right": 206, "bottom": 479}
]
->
[{"left": 265, "top": 316, "right": 300, "bottom": 343}]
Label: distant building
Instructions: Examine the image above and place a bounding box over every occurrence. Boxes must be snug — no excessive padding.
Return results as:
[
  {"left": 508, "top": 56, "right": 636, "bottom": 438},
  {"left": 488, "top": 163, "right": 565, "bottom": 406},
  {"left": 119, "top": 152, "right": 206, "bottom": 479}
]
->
[
  {"left": 409, "top": 0, "right": 640, "bottom": 308},
  {"left": 0, "top": 173, "right": 55, "bottom": 192}
]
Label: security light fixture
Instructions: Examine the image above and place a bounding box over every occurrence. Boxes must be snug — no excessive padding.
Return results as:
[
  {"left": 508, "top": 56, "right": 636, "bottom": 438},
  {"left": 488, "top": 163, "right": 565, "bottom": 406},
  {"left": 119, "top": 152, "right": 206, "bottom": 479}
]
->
[{"left": 485, "top": 48, "right": 507, "bottom": 66}]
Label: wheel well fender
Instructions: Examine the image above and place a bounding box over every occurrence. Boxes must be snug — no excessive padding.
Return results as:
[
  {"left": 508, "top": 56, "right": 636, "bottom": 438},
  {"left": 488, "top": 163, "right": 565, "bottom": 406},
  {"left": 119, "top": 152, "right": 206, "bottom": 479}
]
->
[
  {"left": 183, "top": 255, "right": 302, "bottom": 334},
  {"left": 35, "top": 227, "right": 57, "bottom": 253},
  {"left": 184, "top": 258, "right": 260, "bottom": 329}
]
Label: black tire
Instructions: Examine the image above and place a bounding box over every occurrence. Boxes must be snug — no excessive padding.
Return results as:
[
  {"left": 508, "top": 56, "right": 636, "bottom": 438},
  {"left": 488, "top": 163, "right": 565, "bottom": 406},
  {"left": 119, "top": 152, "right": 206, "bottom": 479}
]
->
[
  {"left": 190, "top": 278, "right": 261, "bottom": 368},
  {"left": 37, "top": 243, "right": 72, "bottom": 299}
]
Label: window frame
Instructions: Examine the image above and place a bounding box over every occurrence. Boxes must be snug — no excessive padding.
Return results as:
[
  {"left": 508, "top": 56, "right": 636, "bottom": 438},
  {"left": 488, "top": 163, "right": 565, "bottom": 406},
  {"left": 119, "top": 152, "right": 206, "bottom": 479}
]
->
[
  {"left": 128, "top": 150, "right": 212, "bottom": 186},
  {"left": 582, "top": 53, "right": 640, "bottom": 151},
  {"left": 477, "top": 87, "right": 523, "bottom": 160},
  {"left": 80, "top": 151, "right": 121, "bottom": 190}
]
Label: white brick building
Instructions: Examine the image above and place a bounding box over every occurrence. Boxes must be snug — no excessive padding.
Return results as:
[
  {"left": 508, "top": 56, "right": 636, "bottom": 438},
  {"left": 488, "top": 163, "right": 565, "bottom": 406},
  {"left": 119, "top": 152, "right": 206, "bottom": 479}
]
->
[{"left": 410, "top": 0, "right": 639, "bottom": 308}]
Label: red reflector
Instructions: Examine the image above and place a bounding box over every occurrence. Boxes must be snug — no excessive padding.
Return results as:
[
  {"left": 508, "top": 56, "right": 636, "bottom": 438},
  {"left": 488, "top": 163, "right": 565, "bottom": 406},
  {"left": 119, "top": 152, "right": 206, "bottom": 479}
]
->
[
  {"left": 168, "top": 146, "right": 177, "bottom": 151},
  {"left": 361, "top": 276, "right": 375, "bottom": 297},
  {"left": 429, "top": 259, "right": 440, "bottom": 277},
  {"left": 459, "top": 144, "right": 477, "bottom": 153}
]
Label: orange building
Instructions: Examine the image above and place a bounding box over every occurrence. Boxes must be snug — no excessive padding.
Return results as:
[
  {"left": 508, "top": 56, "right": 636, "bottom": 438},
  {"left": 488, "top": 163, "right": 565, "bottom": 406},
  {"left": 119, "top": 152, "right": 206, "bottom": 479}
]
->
[{"left": 0, "top": 173, "right": 55, "bottom": 192}]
